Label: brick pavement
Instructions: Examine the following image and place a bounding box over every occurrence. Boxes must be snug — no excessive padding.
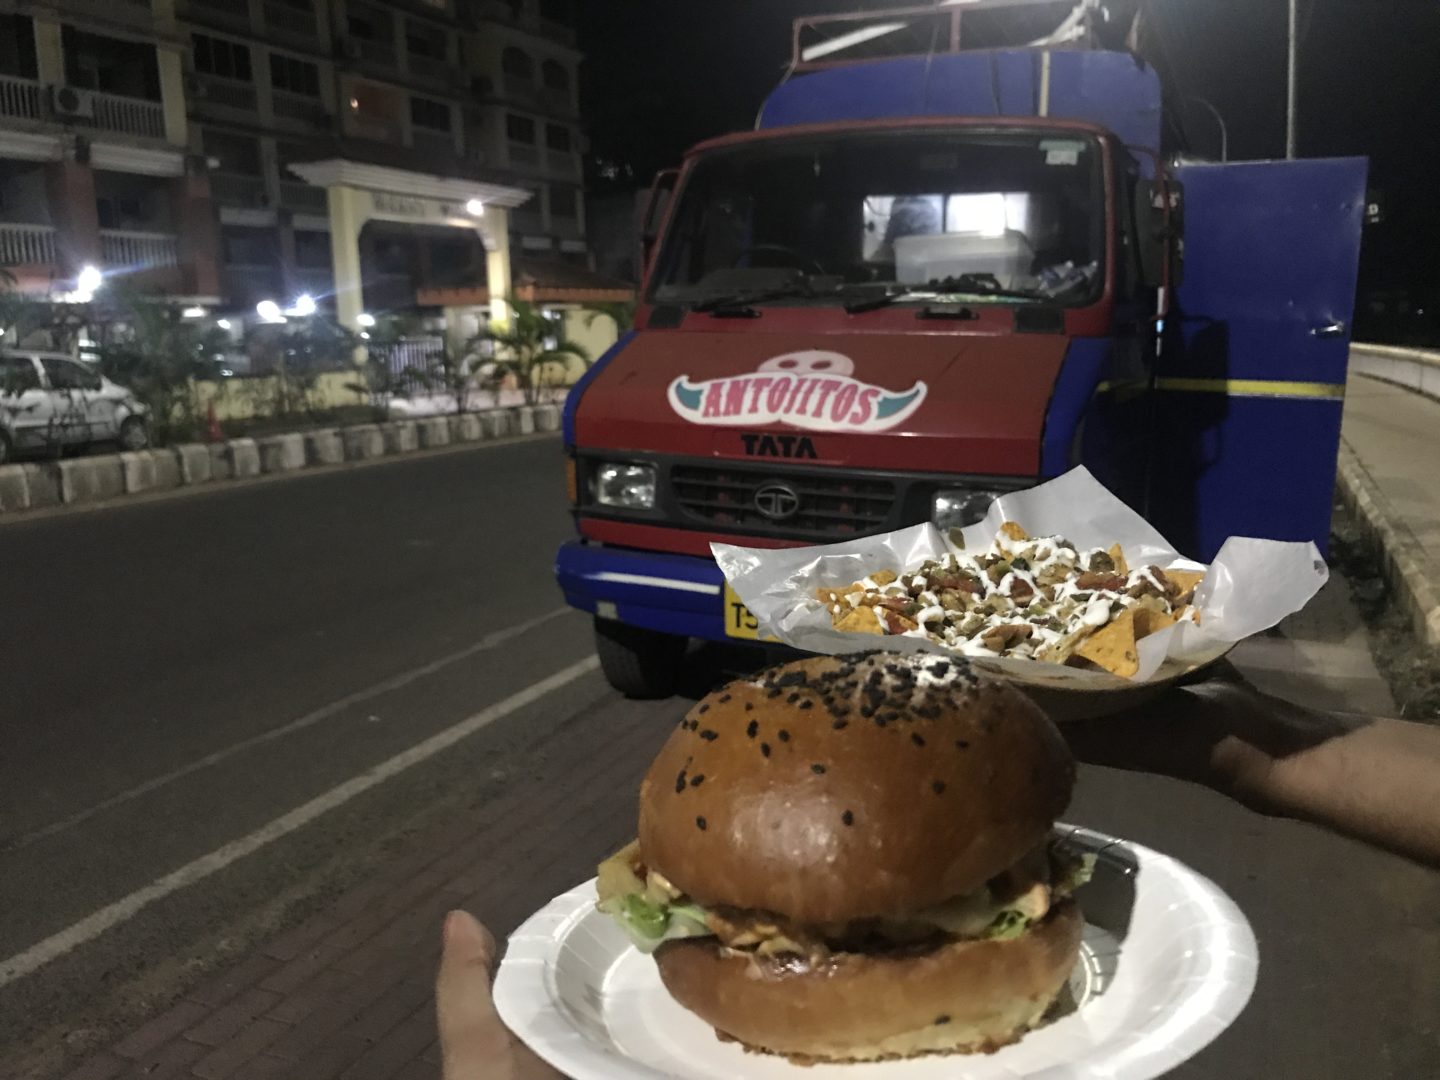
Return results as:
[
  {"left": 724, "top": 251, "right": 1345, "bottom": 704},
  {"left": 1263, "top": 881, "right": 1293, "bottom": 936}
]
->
[{"left": 53, "top": 697, "right": 671, "bottom": 1080}]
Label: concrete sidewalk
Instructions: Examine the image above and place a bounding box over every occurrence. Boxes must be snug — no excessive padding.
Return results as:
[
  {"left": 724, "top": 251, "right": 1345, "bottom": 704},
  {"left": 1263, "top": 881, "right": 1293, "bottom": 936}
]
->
[{"left": 1339, "top": 371, "right": 1440, "bottom": 644}]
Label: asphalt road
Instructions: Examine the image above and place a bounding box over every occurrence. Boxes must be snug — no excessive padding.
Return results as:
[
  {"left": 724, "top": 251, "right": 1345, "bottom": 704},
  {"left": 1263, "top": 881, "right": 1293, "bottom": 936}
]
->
[{"left": 2, "top": 438, "right": 1438, "bottom": 1078}]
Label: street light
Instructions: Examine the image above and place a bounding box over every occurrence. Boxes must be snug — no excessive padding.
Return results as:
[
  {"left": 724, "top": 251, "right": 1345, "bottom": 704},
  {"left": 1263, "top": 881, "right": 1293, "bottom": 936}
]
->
[
  {"left": 466, "top": 198, "right": 486, "bottom": 217},
  {"left": 287, "top": 294, "right": 317, "bottom": 317},
  {"left": 1186, "top": 96, "right": 1229, "bottom": 162},
  {"left": 182, "top": 306, "right": 206, "bottom": 319},
  {"left": 217, "top": 319, "right": 232, "bottom": 331},
  {"left": 256, "top": 299, "right": 286, "bottom": 323},
  {"left": 357, "top": 312, "right": 376, "bottom": 327}
]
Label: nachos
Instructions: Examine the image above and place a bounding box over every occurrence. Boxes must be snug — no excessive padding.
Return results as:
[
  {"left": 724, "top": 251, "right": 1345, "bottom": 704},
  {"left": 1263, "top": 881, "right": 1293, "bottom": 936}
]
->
[{"left": 817, "top": 522, "right": 1204, "bottom": 677}]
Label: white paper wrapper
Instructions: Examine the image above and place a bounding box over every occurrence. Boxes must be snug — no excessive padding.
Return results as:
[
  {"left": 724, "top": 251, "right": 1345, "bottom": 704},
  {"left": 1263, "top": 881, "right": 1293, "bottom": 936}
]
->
[{"left": 713, "top": 467, "right": 1329, "bottom": 688}]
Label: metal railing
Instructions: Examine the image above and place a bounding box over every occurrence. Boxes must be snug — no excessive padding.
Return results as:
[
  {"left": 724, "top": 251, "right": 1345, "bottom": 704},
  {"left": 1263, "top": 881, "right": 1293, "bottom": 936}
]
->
[
  {"left": 278, "top": 180, "right": 328, "bottom": 214},
  {"left": 193, "top": 76, "right": 258, "bottom": 113},
  {"left": 76, "top": 88, "right": 167, "bottom": 138},
  {"left": 101, "top": 229, "right": 179, "bottom": 270},
  {"left": 380, "top": 335, "right": 445, "bottom": 394},
  {"left": 263, "top": 1, "right": 318, "bottom": 37},
  {"left": 507, "top": 142, "right": 539, "bottom": 169},
  {"left": 0, "top": 223, "right": 57, "bottom": 266},
  {"left": 185, "top": 0, "right": 254, "bottom": 31},
  {"left": 0, "top": 74, "right": 43, "bottom": 121},
  {"left": 210, "top": 172, "right": 269, "bottom": 208},
  {"left": 271, "top": 90, "right": 329, "bottom": 126},
  {"left": 349, "top": 38, "right": 397, "bottom": 67}
]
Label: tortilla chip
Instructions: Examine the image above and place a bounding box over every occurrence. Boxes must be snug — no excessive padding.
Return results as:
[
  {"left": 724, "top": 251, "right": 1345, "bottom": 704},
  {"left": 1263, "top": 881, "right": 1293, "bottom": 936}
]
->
[
  {"left": 1165, "top": 569, "right": 1206, "bottom": 604},
  {"left": 834, "top": 605, "right": 883, "bottom": 635},
  {"left": 868, "top": 569, "right": 898, "bottom": 587},
  {"left": 1107, "top": 543, "right": 1130, "bottom": 576},
  {"left": 1073, "top": 609, "right": 1139, "bottom": 678},
  {"left": 1132, "top": 606, "right": 1178, "bottom": 640},
  {"left": 999, "top": 521, "right": 1029, "bottom": 542}
]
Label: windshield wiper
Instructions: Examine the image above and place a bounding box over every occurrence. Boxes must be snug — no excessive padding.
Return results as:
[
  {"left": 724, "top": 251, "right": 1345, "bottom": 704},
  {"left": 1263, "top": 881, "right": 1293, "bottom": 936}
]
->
[
  {"left": 690, "top": 283, "right": 822, "bottom": 316},
  {"left": 926, "top": 273, "right": 1044, "bottom": 302}
]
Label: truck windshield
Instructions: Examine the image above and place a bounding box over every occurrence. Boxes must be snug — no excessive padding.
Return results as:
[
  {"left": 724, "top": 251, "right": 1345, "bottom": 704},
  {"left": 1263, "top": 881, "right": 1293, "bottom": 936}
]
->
[{"left": 650, "top": 129, "right": 1106, "bottom": 308}]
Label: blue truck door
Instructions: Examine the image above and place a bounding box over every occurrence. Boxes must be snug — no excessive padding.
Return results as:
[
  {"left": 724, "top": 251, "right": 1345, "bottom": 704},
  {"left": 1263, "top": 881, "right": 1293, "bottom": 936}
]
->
[{"left": 1148, "top": 157, "right": 1368, "bottom": 560}]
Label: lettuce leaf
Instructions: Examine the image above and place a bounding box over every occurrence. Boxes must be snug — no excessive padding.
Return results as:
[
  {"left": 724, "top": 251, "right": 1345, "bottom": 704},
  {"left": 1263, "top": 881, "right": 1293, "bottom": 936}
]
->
[{"left": 598, "top": 892, "right": 716, "bottom": 954}]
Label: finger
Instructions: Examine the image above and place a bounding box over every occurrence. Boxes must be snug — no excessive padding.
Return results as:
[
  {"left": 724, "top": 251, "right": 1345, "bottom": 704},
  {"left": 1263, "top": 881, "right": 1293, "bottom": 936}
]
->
[{"left": 436, "top": 909, "right": 514, "bottom": 1078}]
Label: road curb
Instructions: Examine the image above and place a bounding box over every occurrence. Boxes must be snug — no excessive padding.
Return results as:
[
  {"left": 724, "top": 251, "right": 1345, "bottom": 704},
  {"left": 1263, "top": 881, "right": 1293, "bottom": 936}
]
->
[
  {"left": 1350, "top": 343, "right": 1440, "bottom": 404},
  {"left": 0, "top": 404, "right": 564, "bottom": 520},
  {"left": 1335, "top": 441, "right": 1440, "bottom": 647}
]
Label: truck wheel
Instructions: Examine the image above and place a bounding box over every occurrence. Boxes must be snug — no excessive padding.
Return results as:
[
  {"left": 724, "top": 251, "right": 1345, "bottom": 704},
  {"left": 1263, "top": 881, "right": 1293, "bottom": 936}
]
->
[{"left": 594, "top": 618, "right": 686, "bottom": 699}]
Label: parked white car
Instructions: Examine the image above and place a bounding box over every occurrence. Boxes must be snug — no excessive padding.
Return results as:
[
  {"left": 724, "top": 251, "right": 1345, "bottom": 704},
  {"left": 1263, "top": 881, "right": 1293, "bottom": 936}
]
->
[{"left": 0, "top": 351, "right": 150, "bottom": 464}]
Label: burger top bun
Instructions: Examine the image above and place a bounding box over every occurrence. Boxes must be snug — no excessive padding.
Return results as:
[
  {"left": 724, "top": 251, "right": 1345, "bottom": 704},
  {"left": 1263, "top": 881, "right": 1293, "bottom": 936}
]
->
[{"left": 638, "top": 652, "right": 1074, "bottom": 925}]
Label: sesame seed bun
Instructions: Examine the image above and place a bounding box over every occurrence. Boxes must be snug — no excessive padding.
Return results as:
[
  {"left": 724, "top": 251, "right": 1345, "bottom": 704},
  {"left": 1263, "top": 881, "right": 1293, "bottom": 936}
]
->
[
  {"left": 638, "top": 652, "right": 1076, "bottom": 924},
  {"left": 655, "top": 900, "right": 1084, "bottom": 1063}
]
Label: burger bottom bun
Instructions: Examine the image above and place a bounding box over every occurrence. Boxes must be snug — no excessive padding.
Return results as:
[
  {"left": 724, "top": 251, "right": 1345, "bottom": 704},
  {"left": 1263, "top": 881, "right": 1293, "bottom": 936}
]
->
[{"left": 654, "top": 901, "right": 1083, "bottom": 1063}]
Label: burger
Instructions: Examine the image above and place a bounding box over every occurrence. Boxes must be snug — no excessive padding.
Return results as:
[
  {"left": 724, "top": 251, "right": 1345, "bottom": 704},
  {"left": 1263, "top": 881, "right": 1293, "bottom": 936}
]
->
[{"left": 596, "top": 651, "right": 1092, "bottom": 1063}]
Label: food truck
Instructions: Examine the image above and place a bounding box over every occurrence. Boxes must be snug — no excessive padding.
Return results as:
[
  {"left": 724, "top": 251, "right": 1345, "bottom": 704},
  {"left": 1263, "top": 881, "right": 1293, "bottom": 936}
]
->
[{"left": 555, "top": 2, "right": 1368, "bottom": 695}]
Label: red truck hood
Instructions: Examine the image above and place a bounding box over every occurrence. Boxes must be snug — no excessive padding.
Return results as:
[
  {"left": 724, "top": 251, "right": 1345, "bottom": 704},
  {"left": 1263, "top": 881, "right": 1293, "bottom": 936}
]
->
[{"left": 574, "top": 331, "right": 1067, "bottom": 475}]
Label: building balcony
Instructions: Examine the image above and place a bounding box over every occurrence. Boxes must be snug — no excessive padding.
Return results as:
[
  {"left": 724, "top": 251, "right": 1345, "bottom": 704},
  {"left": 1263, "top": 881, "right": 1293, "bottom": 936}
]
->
[
  {"left": 211, "top": 172, "right": 270, "bottom": 209},
  {"left": 271, "top": 90, "right": 330, "bottom": 129},
  {"left": 101, "top": 229, "right": 179, "bottom": 271},
  {"left": 507, "top": 142, "right": 540, "bottom": 170},
  {"left": 0, "top": 223, "right": 57, "bottom": 268},
  {"left": 345, "top": 38, "right": 397, "bottom": 70},
  {"left": 0, "top": 75, "right": 44, "bottom": 123},
  {"left": 191, "top": 76, "right": 259, "bottom": 116},
  {"left": 59, "top": 87, "right": 167, "bottom": 140},
  {"left": 262, "top": 0, "right": 319, "bottom": 39},
  {"left": 278, "top": 180, "right": 327, "bottom": 215},
  {"left": 183, "top": 0, "right": 256, "bottom": 34}
]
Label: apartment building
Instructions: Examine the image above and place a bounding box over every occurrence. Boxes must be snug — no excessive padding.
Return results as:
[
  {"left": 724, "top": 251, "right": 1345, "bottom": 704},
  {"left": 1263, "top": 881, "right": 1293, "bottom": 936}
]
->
[{"left": 0, "top": 0, "right": 586, "bottom": 322}]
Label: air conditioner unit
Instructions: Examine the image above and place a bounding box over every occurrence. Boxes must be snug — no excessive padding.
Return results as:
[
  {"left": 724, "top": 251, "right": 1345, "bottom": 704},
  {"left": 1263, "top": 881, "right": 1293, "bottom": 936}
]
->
[{"left": 51, "top": 86, "right": 96, "bottom": 120}]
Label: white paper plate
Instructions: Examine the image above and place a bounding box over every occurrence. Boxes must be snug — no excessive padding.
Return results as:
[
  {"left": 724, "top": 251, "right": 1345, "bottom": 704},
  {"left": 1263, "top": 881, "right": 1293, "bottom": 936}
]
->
[{"left": 495, "top": 826, "right": 1258, "bottom": 1080}]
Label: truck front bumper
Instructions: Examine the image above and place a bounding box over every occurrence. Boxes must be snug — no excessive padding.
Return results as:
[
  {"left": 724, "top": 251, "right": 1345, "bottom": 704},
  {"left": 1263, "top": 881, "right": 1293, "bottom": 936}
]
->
[{"left": 555, "top": 541, "right": 738, "bottom": 642}]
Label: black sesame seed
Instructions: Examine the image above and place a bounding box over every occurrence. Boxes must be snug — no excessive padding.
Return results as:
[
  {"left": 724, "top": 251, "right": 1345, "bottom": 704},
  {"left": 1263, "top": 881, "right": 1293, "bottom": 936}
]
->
[
  {"left": 934, "top": 1014, "right": 951, "bottom": 1025},
  {"left": 690, "top": 774, "right": 705, "bottom": 787},
  {"left": 698, "top": 703, "right": 710, "bottom": 713},
  {"left": 930, "top": 663, "right": 951, "bottom": 678},
  {"left": 832, "top": 719, "right": 849, "bottom": 730},
  {"left": 799, "top": 699, "right": 814, "bottom": 710},
  {"left": 956, "top": 739, "right": 970, "bottom": 749},
  {"left": 700, "top": 729, "right": 718, "bottom": 742},
  {"left": 842, "top": 810, "right": 854, "bottom": 826},
  {"left": 746, "top": 719, "right": 759, "bottom": 738},
  {"left": 745, "top": 702, "right": 755, "bottom": 711},
  {"left": 932, "top": 780, "right": 947, "bottom": 795},
  {"left": 767, "top": 688, "right": 783, "bottom": 698},
  {"left": 696, "top": 816, "right": 707, "bottom": 831},
  {"left": 787, "top": 692, "right": 800, "bottom": 704},
  {"left": 776, "top": 671, "right": 808, "bottom": 688},
  {"left": 760, "top": 742, "right": 771, "bottom": 757},
  {"left": 719, "top": 694, "right": 732, "bottom": 703},
  {"left": 778, "top": 729, "right": 791, "bottom": 742},
  {"left": 675, "top": 772, "right": 686, "bottom": 793},
  {"left": 874, "top": 715, "right": 888, "bottom": 727},
  {"left": 811, "top": 763, "right": 826, "bottom": 775},
  {"left": 911, "top": 733, "right": 926, "bottom": 747}
]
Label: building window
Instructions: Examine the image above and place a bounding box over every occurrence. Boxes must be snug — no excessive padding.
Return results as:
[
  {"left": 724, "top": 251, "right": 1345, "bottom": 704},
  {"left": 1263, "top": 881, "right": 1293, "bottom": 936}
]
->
[
  {"left": 270, "top": 54, "right": 320, "bottom": 97},
  {"left": 222, "top": 225, "right": 279, "bottom": 267},
  {"left": 294, "top": 229, "right": 331, "bottom": 269},
  {"left": 506, "top": 113, "right": 535, "bottom": 144},
  {"left": 0, "top": 15, "right": 40, "bottom": 80},
  {"left": 540, "top": 59, "right": 568, "bottom": 92},
  {"left": 347, "top": 7, "right": 386, "bottom": 41},
  {"left": 550, "top": 185, "right": 579, "bottom": 220},
  {"left": 544, "top": 123, "right": 570, "bottom": 152},
  {"left": 193, "top": 34, "right": 252, "bottom": 82},
  {"left": 203, "top": 128, "right": 262, "bottom": 174},
  {"left": 406, "top": 20, "right": 446, "bottom": 60},
  {"left": 410, "top": 95, "right": 450, "bottom": 132},
  {"left": 501, "top": 46, "right": 533, "bottom": 81}
]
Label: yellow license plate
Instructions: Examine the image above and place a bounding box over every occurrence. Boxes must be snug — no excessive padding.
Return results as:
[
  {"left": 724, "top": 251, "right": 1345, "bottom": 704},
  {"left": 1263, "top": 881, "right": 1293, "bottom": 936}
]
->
[{"left": 722, "top": 583, "right": 774, "bottom": 641}]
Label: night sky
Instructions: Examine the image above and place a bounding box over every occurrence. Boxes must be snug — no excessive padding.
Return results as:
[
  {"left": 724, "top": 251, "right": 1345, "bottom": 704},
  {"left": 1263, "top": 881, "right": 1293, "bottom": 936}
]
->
[{"left": 578, "top": 1, "right": 1440, "bottom": 307}]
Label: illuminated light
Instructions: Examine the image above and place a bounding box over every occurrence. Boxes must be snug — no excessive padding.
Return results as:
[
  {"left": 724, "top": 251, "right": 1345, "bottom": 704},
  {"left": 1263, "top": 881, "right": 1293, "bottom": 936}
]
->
[
  {"left": 77, "top": 265, "right": 102, "bottom": 295},
  {"left": 182, "top": 306, "right": 206, "bottom": 318},
  {"left": 256, "top": 299, "right": 285, "bottom": 323},
  {"left": 217, "top": 318, "right": 232, "bottom": 330},
  {"left": 288, "top": 294, "right": 317, "bottom": 317},
  {"left": 357, "top": 312, "right": 376, "bottom": 327},
  {"left": 360, "top": 331, "right": 370, "bottom": 340},
  {"left": 350, "top": 96, "right": 360, "bottom": 110},
  {"left": 945, "top": 193, "right": 1009, "bottom": 238},
  {"left": 465, "top": 198, "right": 485, "bottom": 216}
]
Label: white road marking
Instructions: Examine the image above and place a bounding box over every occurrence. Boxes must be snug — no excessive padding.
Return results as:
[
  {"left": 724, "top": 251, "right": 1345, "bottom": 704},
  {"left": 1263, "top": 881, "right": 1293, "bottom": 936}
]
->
[
  {"left": 590, "top": 571, "right": 720, "bottom": 594},
  {"left": 3, "top": 608, "right": 575, "bottom": 853},
  {"left": 0, "top": 654, "right": 601, "bottom": 989}
]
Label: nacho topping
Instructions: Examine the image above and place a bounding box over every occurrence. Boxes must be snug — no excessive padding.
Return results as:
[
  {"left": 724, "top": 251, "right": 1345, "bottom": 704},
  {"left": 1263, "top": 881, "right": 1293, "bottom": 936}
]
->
[{"left": 816, "top": 522, "right": 1205, "bottom": 676}]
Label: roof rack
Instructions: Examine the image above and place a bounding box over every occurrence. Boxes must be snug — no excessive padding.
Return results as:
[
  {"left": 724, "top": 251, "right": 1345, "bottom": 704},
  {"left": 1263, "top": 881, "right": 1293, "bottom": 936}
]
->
[{"left": 789, "top": 1, "right": 1138, "bottom": 72}]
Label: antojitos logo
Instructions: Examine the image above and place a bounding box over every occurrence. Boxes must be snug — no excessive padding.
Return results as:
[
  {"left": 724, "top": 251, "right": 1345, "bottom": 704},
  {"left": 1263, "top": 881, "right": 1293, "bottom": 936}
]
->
[{"left": 667, "top": 350, "right": 927, "bottom": 433}]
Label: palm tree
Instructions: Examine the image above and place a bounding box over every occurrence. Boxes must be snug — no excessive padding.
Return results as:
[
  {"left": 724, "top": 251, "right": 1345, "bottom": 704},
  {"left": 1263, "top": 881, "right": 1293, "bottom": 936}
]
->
[{"left": 470, "top": 299, "right": 589, "bottom": 406}]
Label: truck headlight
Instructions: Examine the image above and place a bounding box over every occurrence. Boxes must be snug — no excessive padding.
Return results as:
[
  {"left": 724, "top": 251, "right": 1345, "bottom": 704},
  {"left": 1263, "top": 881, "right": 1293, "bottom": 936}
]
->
[
  {"left": 932, "top": 488, "right": 1003, "bottom": 530},
  {"left": 595, "top": 462, "right": 657, "bottom": 509}
]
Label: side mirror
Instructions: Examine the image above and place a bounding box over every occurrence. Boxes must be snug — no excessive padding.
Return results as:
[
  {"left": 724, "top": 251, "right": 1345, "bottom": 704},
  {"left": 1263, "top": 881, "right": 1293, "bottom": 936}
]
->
[
  {"left": 637, "top": 167, "right": 679, "bottom": 286},
  {"left": 1134, "top": 177, "right": 1184, "bottom": 289}
]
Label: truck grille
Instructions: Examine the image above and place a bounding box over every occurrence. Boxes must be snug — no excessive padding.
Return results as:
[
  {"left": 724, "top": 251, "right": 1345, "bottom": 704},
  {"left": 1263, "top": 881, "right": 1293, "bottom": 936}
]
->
[{"left": 669, "top": 465, "right": 896, "bottom": 539}]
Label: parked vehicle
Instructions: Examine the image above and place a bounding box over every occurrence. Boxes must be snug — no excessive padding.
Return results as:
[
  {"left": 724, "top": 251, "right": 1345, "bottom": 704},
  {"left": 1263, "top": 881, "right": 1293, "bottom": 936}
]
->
[
  {"left": 0, "top": 351, "right": 150, "bottom": 463},
  {"left": 555, "top": 2, "right": 1368, "bottom": 697}
]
